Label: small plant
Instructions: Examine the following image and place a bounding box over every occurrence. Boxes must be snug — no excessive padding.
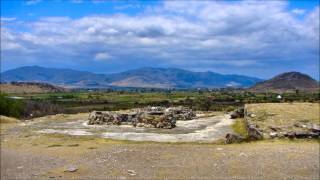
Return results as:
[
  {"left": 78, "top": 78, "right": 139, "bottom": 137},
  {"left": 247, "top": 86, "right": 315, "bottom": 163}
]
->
[{"left": 231, "top": 119, "right": 248, "bottom": 138}]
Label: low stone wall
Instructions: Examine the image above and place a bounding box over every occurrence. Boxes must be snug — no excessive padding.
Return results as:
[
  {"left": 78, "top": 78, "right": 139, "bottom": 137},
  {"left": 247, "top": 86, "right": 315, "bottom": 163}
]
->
[
  {"left": 226, "top": 105, "right": 319, "bottom": 143},
  {"left": 88, "top": 106, "right": 196, "bottom": 129}
]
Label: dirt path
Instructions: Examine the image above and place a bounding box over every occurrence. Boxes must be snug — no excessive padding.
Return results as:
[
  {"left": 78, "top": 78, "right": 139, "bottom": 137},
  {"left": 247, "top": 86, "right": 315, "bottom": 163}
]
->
[{"left": 1, "top": 140, "right": 319, "bottom": 180}]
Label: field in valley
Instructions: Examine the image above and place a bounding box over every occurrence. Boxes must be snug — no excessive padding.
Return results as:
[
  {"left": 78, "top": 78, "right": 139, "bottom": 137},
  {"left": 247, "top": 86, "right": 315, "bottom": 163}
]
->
[{"left": 1, "top": 90, "right": 319, "bottom": 179}]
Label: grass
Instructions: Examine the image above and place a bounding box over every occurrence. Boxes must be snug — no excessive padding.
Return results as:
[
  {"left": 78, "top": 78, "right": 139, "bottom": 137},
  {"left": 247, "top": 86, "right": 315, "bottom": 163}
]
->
[
  {"left": 245, "top": 103, "right": 320, "bottom": 133},
  {"left": 231, "top": 118, "right": 248, "bottom": 138},
  {"left": 0, "top": 115, "right": 19, "bottom": 124}
]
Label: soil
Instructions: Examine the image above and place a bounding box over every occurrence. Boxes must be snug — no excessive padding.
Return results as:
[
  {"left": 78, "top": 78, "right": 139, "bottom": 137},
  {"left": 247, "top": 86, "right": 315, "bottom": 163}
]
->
[{"left": 1, "top": 113, "right": 319, "bottom": 180}]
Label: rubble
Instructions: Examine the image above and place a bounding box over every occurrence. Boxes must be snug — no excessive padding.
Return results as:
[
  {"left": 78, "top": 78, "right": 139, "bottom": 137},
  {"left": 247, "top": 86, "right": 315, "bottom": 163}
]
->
[
  {"left": 247, "top": 124, "right": 263, "bottom": 140},
  {"left": 87, "top": 106, "right": 196, "bottom": 129},
  {"left": 225, "top": 133, "right": 245, "bottom": 144},
  {"left": 230, "top": 107, "right": 244, "bottom": 119}
]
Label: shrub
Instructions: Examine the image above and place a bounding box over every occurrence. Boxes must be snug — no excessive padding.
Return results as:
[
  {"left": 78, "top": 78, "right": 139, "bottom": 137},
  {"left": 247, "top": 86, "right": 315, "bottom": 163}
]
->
[{"left": 0, "top": 92, "right": 23, "bottom": 118}]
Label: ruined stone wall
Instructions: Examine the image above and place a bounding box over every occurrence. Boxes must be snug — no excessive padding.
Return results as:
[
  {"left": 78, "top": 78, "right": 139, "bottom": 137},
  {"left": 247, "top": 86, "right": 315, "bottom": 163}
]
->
[{"left": 87, "top": 106, "right": 196, "bottom": 129}]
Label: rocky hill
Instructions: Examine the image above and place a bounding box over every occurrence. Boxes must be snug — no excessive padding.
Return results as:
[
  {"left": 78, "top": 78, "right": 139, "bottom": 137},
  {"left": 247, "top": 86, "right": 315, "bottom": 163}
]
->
[
  {"left": 1, "top": 66, "right": 262, "bottom": 89},
  {"left": 250, "top": 72, "right": 319, "bottom": 92},
  {"left": 0, "top": 82, "right": 69, "bottom": 94}
]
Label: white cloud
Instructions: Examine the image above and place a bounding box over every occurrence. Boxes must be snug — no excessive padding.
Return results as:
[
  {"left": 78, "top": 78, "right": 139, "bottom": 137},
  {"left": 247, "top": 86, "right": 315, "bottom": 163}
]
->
[
  {"left": 1, "top": 1, "right": 319, "bottom": 78},
  {"left": 94, "top": 52, "right": 113, "bottom": 61},
  {"left": 291, "top": 8, "right": 306, "bottom": 15}
]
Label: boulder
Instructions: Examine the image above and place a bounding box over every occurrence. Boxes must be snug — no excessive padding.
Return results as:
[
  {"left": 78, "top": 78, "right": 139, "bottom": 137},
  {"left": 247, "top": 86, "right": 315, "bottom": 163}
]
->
[
  {"left": 225, "top": 133, "right": 244, "bottom": 144},
  {"left": 294, "top": 132, "right": 312, "bottom": 138},
  {"left": 309, "top": 124, "right": 320, "bottom": 133},
  {"left": 247, "top": 124, "right": 263, "bottom": 140},
  {"left": 230, "top": 107, "right": 244, "bottom": 119},
  {"left": 269, "top": 132, "right": 278, "bottom": 138},
  {"left": 284, "top": 132, "right": 296, "bottom": 139}
]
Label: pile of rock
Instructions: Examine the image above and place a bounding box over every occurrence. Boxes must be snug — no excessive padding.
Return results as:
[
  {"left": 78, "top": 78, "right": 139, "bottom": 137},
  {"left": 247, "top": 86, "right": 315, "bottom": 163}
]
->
[
  {"left": 247, "top": 124, "right": 263, "bottom": 140},
  {"left": 165, "top": 106, "right": 196, "bottom": 120},
  {"left": 225, "top": 133, "right": 245, "bottom": 144},
  {"left": 132, "top": 112, "right": 176, "bottom": 129},
  {"left": 230, "top": 107, "right": 244, "bottom": 119},
  {"left": 266, "top": 123, "right": 320, "bottom": 139},
  {"left": 88, "top": 111, "right": 135, "bottom": 125},
  {"left": 87, "top": 106, "right": 196, "bottom": 129}
]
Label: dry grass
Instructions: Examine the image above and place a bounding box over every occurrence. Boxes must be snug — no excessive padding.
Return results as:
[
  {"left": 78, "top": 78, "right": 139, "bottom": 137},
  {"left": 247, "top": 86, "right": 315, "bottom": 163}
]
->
[
  {"left": 245, "top": 103, "right": 319, "bottom": 132},
  {"left": 0, "top": 115, "right": 19, "bottom": 124},
  {"left": 231, "top": 118, "right": 248, "bottom": 138}
]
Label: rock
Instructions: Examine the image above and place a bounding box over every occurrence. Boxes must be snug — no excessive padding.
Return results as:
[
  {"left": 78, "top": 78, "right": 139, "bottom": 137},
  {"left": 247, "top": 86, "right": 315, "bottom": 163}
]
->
[
  {"left": 239, "top": 152, "right": 248, "bottom": 157},
  {"left": 230, "top": 107, "right": 244, "bottom": 119},
  {"left": 285, "top": 132, "right": 296, "bottom": 139},
  {"left": 247, "top": 124, "right": 263, "bottom": 140},
  {"left": 127, "top": 170, "right": 137, "bottom": 176},
  {"left": 309, "top": 124, "right": 320, "bottom": 133},
  {"left": 88, "top": 106, "right": 195, "bottom": 128},
  {"left": 294, "top": 132, "right": 310, "bottom": 138},
  {"left": 269, "top": 132, "right": 277, "bottom": 138},
  {"left": 308, "top": 132, "right": 320, "bottom": 138},
  {"left": 269, "top": 126, "right": 281, "bottom": 132},
  {"left": 225, "top": 133, "right": 244, "bottom": 144},
  {"left": 293, "top": 123, "right": 303, "bottom": 128},
  {"left": 295, "top": 131, "right": 319, "bottom": 139},
  {"left": 64, "top": 166, "right": 78, "bottom": 172}
]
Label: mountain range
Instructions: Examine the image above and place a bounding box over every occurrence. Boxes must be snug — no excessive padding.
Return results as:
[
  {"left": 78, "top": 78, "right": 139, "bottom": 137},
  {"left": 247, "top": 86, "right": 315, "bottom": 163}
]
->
[{"left": 1, "top": 66, "right": 262, "bottom": 89}]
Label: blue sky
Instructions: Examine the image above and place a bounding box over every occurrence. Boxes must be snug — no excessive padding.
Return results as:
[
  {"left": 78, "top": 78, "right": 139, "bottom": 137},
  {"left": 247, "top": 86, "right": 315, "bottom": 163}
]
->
[{"left": 1, "top": 0, "right": 319, "bottom": 79}]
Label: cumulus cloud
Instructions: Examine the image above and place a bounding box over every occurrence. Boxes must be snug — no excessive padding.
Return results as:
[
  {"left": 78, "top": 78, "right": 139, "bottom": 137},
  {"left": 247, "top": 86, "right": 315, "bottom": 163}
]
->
[{"left": 1, "top": 1, "right": 319, "bottom": 78}]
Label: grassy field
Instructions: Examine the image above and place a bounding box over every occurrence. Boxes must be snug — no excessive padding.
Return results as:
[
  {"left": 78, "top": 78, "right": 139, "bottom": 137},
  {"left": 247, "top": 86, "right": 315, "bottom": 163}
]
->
[
  {"left": 2, "top": 89, "right": 319, "bottom": 119},
  {"left": 245, "top": 103, "right": 320, "bottom": 133}
]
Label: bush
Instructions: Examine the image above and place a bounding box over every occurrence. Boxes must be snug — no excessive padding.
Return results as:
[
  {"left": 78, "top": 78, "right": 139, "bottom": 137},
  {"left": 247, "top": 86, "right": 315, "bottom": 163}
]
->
[{"left": 0, "top": 92, "right": 23, "bottom": 118}]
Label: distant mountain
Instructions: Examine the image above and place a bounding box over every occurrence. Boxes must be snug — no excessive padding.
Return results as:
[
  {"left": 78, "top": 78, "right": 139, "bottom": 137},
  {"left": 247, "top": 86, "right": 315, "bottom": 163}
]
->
[
  {"left": 107, "top": 67, "right": 262, "bottom": 88},
  {"left": 1, "top": 66, "right": 108, "bottom": 88},
  {"left": 250, "top": 72, "right": 319, "bottom": 92},
  {"left": 1, "top": 66, "right": 262, "bottom": 89}
]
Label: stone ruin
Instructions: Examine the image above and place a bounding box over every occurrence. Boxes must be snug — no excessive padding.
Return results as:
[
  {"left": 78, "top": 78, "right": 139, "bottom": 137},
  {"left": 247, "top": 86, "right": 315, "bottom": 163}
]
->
[{"left": 87, "top": 106, "right": 196, "bottom": 129}]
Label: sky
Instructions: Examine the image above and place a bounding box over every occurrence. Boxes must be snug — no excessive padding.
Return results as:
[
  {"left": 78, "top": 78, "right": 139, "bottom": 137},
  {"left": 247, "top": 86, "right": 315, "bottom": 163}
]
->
[{"left": 1, "top": 0, "right": 319, "bottom": 79}]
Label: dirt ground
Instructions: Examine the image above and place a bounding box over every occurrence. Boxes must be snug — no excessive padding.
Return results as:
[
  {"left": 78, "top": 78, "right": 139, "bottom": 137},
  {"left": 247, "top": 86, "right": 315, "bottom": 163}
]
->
[{"left": 1, "top": 118, "right": 319, "bottom": 180}]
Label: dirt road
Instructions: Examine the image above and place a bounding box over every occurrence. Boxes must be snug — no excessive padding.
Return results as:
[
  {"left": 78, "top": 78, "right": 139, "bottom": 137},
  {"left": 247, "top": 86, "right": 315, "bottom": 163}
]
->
[{"left": 1, "top": 140, "right": 319, "bottom": 180}]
